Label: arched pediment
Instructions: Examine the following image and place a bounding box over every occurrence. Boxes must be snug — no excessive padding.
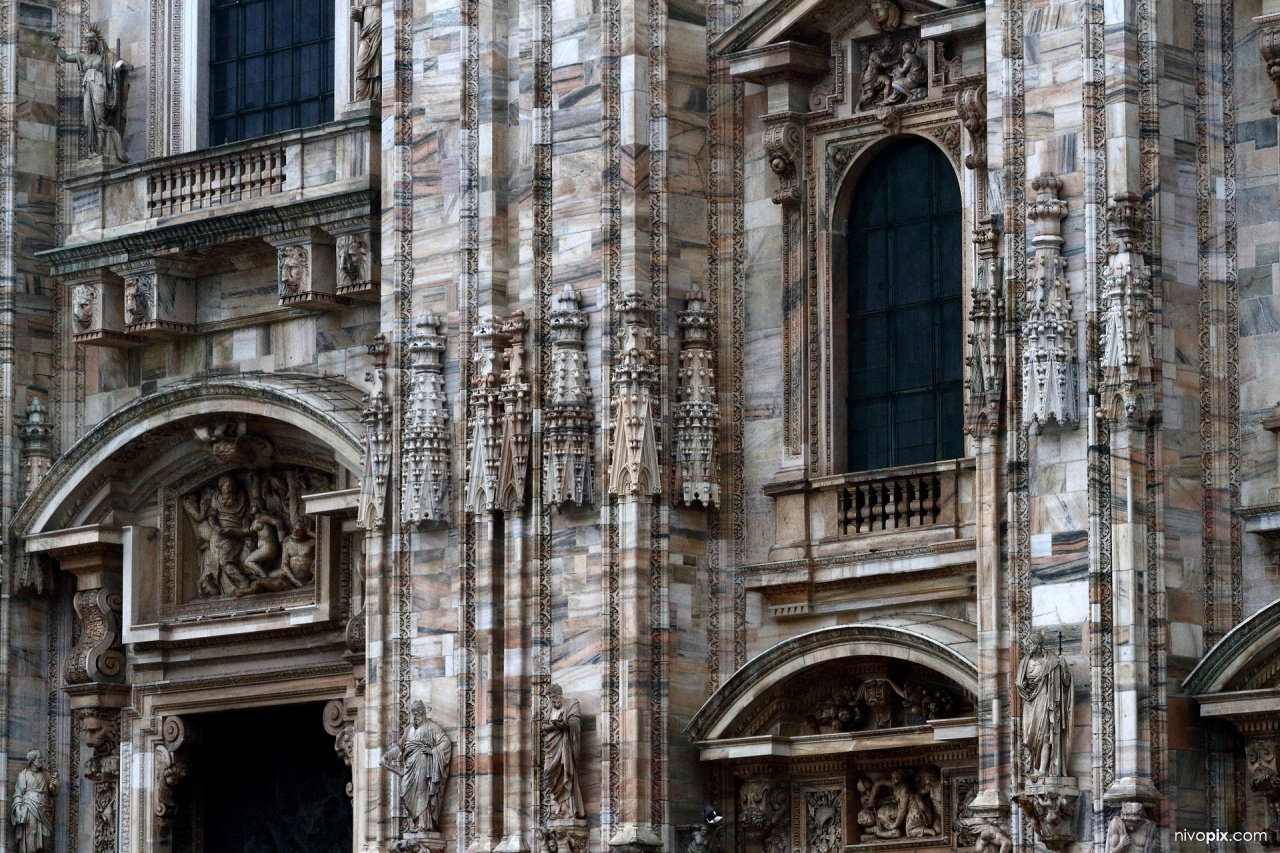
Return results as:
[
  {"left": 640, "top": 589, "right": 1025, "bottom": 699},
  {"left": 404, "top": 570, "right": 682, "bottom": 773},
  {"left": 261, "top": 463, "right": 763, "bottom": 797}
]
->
[
  {"left": 1184, "top": 597, "right": 1280, "bottom": 695},
  {"left": 15, "top": 373, "right": 366, "bottom": 538},
  {"left": 685, "top": 620, "right": 977, "bottom": 743}
]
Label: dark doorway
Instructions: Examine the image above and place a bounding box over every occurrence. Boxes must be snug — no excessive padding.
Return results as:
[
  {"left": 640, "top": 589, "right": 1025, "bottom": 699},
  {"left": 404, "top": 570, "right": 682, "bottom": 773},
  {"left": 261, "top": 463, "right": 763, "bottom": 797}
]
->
[
  {"left": 178, "top": 702, "right": 352, "bottom": 853},
  {"left": 845, "top": 135, "right": 963, "bottom": 472}
]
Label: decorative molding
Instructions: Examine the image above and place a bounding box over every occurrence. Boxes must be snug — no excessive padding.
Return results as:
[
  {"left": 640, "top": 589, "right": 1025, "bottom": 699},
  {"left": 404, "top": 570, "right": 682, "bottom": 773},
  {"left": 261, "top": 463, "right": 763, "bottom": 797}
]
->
[
  {"left": 966, "top": 217, "right": 1002, "bottom": 436},
  {"left": 65, "top": 587, "right": 124, "bottom": 686},
  {"left": 545, "top": 283, "right": 593, "bottom": 509},
  {"left": 1021, "top": 174, "right": 1078, "bottom": 431},
  {"left": 609, "top": 294, "right": 661, "bottom": 498},
  {"left": 675, "top": 286, "right": 720, "bottom": 507},
  {"left": 1100, "top": 192, "right": 1154, "bottom": 423},
  {"left": 401, "top": 311, "right": 451, "bottom": 524}
]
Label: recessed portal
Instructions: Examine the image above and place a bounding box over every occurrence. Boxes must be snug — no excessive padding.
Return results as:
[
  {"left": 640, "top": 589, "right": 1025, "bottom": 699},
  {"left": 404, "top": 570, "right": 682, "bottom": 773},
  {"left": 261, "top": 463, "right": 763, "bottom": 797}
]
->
[{"left": 174, "top": 702, "right": 352, "bottom": 853}]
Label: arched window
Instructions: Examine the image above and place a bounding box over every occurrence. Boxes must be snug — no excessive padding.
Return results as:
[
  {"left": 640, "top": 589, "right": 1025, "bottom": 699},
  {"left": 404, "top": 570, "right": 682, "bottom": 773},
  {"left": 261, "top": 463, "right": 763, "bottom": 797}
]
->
[{"left": 845, "top": 136, "right": 963, "bottom": 472}]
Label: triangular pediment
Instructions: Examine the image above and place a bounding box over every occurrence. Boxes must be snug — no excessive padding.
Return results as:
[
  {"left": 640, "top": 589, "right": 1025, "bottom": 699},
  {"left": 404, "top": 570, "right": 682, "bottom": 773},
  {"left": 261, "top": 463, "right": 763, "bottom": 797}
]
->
[{"left": 712, "top": 0, "right": 953, "bottom": 58}]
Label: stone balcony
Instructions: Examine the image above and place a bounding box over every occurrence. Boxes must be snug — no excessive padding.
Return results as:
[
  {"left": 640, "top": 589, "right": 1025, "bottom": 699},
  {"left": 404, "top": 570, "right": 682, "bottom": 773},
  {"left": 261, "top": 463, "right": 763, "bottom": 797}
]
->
[
  {"left": 40, "top": 112, "right": 379, "bottom": 345},
  {"left": 750, "top": 459, "right": 977, "bottom": 618}
]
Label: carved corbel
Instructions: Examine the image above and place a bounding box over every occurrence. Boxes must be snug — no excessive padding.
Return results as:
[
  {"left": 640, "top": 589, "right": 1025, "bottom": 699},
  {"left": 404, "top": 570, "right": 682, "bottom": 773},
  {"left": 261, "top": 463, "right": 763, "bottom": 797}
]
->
[
  {"left": 497, "top": 312, "right": 532, "bottom": 512},
  {"left": 1099, "top": 192, "right": 1154, "bottom": 425},
  {"left": 465, "top": 316, "right": 508, "bottom": 514},
  {"left": 1013, "top": 782, "right": 1079, "bottom": 851},
  {"left": 966, "top": 216, "right": 1003, "bottom": 436},
  {"left": 402, "top": 311, "right": 452, "bottom": 524},
  {"left": 738, "top": 774, "right": 790, "bottom": 853},
  {"left": 1262, "top": 25, "right": 1280, "bottom": 116},
  {"left": 763, "top": 119, "right": 803, "bottom": 206},
  {"left": 1022, "top": 174, "right": 1079, "bottom": 432},
  {"left": 156, "top": 715, "right": 199, "bottom": 842},
  {"left": 333, "top": 224, "right": 380, "bottom": 301},
  {"left": 545, "top": 283, "right": 594, "bottom": 509},
  {"left": 1248, "top": 737, "right": 1280, "bottom": 846},
  {"left": 269, "top": 227, "right": 351, "bottom": 310},
  {"left": 955, "top": 84, "right": 986, "bottom": 169},
  {"left": 113, "top": 258, "right": 197, "bottom": 337},
  {"left": 542, "top": 826, "right": 591, "bottom": 853},
  {"left": 64, "top": 268, "right": 143, "bottom": 348},
  {"left": 609, "top": 293, "right": 661, "bottom": 498},
  {"left": 322, "top": 698, "right": 357, "bottom": 797}
]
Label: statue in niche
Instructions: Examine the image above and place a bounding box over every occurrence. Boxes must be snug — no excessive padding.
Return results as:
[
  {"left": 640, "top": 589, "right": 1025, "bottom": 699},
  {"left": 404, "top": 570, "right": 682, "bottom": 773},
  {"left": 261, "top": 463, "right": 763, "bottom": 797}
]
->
[
  {"left": 72, "top": 284, "right": 95, "bottom": 331},
  {"left": 1104, "top": 803, "right": 1156, "bottom": 853},
  {"left": 1016, "top": 630, "right": 1074, "bottom": 780},
  {"left": 182, "top": 467, "right": 324, "bottom": 598},
  {"left": 542, "top": 683, "right": 585, "bottom": 819},
  {"left": 350, "top": 0, "right": 382, "bottom": 102},
  {"left": 53, "top": 26, "right": 129, "bottom": 163},
  {"left": 11, "top": 750, "right": 58, "bottom": 853},
  {"left": 382, "top": 700, "right": 452, "bottom": 833}
]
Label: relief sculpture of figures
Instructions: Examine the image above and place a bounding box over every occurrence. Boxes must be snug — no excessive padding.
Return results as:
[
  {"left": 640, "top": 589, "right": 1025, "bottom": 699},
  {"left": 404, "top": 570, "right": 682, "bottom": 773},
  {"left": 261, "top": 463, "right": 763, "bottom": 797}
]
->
[
  {"left": 382, "top": 700, "right": 452, "bottom": 833},
  {"left": 53, "top": 26, "right": 129, "bottom": 163},
  {"left": 542, "top": 683, "right": 585, "bottom": 819},
  {"left": 350, "top": 0, "right": 382, "bottom": 102},
  {"left": 182, "top": 467, "right": 324, "bottom": 599},
  {"left": 1104, "top": 803, "right": 1156, "bottom": 853},
  {"left": 11, "top": 750, "right": 58, "bottom": 853},
  {"left": 1017, "top": 631, "right": 1074, "bottom": 780}
]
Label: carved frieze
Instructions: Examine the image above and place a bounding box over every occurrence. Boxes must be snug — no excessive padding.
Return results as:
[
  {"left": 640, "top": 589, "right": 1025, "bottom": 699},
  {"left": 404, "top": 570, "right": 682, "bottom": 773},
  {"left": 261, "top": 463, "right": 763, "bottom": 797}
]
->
[
  {"left": 967, "top": 217, "right": 1002, "bottom": 435},
  {"left": 545, "top": 283, "right": 594, "bottom": 509},
  {"left": 740, "top": 778, "right": 790, "bottom": 853},
  {"left": 402, "top": 311, "right": 452, "bottom": 524},
  {"left": 609, "top": 293, "right": 661, "bottom": 498},
  {"left": 465, "top": 316, "right": 506, "bottom": 514},
  {"left": 676, "top": 286, "right": 720, "bottom": 507},
  {"left": 1022, "top": 174, "right": 1079, "bottom": 431},
  {"left": 853, "top": 767, "right": 943, "bottom": 841},
  {"left": 857, "top": 30, "right": 926, "bottom": 113},
  {"left": 1100, "top": 192, "right": 1154, "bottom": 423},
  {"left": 497, "top": 312, "right": 532, "bottom": 511},
  {"left": 809, "top": 677, "right": 955, "bottom": 733}
]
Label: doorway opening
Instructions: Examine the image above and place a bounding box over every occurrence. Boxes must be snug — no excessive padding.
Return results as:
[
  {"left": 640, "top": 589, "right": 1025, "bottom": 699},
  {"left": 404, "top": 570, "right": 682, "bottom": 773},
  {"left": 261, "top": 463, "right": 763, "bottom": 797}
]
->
[{"left": 174, "top": 701, "right": 352, "bottom": 853}]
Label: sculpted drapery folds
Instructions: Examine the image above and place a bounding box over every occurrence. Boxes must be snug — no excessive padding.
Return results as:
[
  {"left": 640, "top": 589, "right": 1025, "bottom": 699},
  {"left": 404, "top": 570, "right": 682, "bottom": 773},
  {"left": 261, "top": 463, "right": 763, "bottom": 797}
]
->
[
  {"left": 54, "top": 26, "right": 129, "bottom": 163},
  {"left": 1016, "top": 631, "right": 1074, "bottom": 780},
  {"left": 382, "top": 700, "right": 452, "bottom": 833},
  {"left": 542, "top": 684, "right": 585, "bottom": 819},
  {"left": 350, "top": 0, "right": 382, "bottom": 102},
  {"left": 11, "top": 750, "right": 58, "bottom": 853}
]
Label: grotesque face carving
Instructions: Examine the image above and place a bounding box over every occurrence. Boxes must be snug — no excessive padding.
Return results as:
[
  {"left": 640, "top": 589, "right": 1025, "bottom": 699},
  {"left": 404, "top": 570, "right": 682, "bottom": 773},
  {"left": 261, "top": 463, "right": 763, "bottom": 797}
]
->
[
  {"left": 72, "top": 284, "right": 96, "bottom": 331},
  {"left": 278, "top": 245, "right": 309, "bottom": 295}
]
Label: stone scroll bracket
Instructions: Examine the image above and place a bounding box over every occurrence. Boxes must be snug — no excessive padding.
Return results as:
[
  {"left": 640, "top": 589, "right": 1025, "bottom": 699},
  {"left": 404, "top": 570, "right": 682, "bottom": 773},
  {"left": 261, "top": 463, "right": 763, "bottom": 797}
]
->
[
  {"left": 322, "top": 697, "right": 359, "bottom": 798},
  {"left": 155, "top": 714, "right": 200, "bottom": 844}
]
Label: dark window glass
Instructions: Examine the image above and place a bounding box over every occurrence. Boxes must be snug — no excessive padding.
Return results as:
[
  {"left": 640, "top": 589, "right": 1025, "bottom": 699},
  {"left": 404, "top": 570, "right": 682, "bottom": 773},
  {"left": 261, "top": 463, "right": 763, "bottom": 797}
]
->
[
  {"left": 209, "top": 0, "right": 334, "bottom": 146},
  {"left": 846, "top": 136, "right": 963, "bottom": 471}
]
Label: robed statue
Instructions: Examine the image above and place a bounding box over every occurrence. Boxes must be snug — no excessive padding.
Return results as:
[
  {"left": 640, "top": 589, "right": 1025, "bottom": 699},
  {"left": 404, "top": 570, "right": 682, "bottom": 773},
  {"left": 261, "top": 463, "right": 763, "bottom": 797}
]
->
[
  {"left": 1016, "top": 630, "right": 1074, "bottom": 780},
  {"left": 382, "top": 700, "right": 452, "bottom": 833},
  {"left": 54, "top": 26, "right": 129, "bottom": 163},
  {"left": 11, "top": 750, "right": 58, "bottom": 853},
  {"left": 350, "top": 0, "right": 381, "bottom": 101},
  {"left": 542, "top": 683, "right": 585, "bottom": 819}
]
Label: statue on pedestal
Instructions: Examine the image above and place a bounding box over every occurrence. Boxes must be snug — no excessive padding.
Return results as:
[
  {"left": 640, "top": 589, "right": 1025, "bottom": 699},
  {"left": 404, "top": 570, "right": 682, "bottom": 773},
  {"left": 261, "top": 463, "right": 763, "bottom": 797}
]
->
[
  {"left": 350, "top": 0, "right": 382, "bottom": 101},
  {"left": 1017, "top": 631, "right": 1074, "bottom": 780},
  {"left": 542, "top": 683, "right": 585, "bottom": 819},
  {"left": 53, "top": 26, "right": 129, "bottom": 163},
  {"left": 383, "top": 700, "right": 452, "bottom": 833}
]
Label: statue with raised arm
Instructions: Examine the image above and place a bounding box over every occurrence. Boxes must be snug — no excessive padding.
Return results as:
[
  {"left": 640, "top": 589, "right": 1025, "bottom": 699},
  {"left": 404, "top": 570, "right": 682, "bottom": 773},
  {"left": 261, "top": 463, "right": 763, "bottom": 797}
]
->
[
  {"left": 53, "top": 26, "right": 129, "bottom": 162},
  {"left": 382, "top": 700, "right": 452, "bottom": 833},
  {"left": 1016, "top": 631, "right": 1074, "bottom": 780},
  {"left": 350, "top": 0, "right": 382, "bottom": 102},
  {"left": 11, "top": 750, "right": 58, "bottom": 853},
  {"left": 542, "top": 683, "right": 585, "bottom": 819}
]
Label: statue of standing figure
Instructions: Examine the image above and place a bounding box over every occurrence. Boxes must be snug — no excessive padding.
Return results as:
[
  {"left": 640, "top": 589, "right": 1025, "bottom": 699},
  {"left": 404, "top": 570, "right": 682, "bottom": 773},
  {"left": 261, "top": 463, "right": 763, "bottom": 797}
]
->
[
  {"left": 53, "top": 26, "right": 129, "bottom": 163},
  {"left": 11, "top": 750, "right": 58, "bottom": 853},
  {"left": 382, "top": 700, "right": 453, "bottom": 833},
  {"left": 1017, "top": 630, "right": 1075, "bottom": 780},
  {"left": 350, "top": 0, "right": 382, "bottom": 102},
  {"left": 542, "top": 683, "right": 585, "bottom": 819}
]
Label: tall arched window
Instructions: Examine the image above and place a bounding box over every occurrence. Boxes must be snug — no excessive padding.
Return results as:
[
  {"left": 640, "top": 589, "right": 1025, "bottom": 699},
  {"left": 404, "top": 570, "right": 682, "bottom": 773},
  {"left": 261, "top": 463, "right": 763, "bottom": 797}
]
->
[{"left": 846, "top": 136, "right": 963, "bottom": 471}]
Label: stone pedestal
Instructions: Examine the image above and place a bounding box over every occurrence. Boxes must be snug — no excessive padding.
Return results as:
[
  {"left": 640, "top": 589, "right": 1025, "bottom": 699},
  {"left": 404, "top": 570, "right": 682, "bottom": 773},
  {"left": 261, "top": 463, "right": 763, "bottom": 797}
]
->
[{"left": 392, "top": 831, "right": 447, "bottom": 853}]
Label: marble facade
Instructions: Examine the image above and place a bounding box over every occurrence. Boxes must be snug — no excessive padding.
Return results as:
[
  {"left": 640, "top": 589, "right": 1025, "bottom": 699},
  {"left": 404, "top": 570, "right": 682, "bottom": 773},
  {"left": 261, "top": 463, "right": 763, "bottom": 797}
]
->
[{"left": 0, "top": 0, "right": 1279, "bottom": 850}]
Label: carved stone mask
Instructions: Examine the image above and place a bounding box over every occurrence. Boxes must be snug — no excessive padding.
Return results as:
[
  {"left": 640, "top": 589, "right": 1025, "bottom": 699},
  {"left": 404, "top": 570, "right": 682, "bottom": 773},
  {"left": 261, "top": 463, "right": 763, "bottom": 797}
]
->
[{"left": 72, "top": 285, "right": 95, "bottom": 330}]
